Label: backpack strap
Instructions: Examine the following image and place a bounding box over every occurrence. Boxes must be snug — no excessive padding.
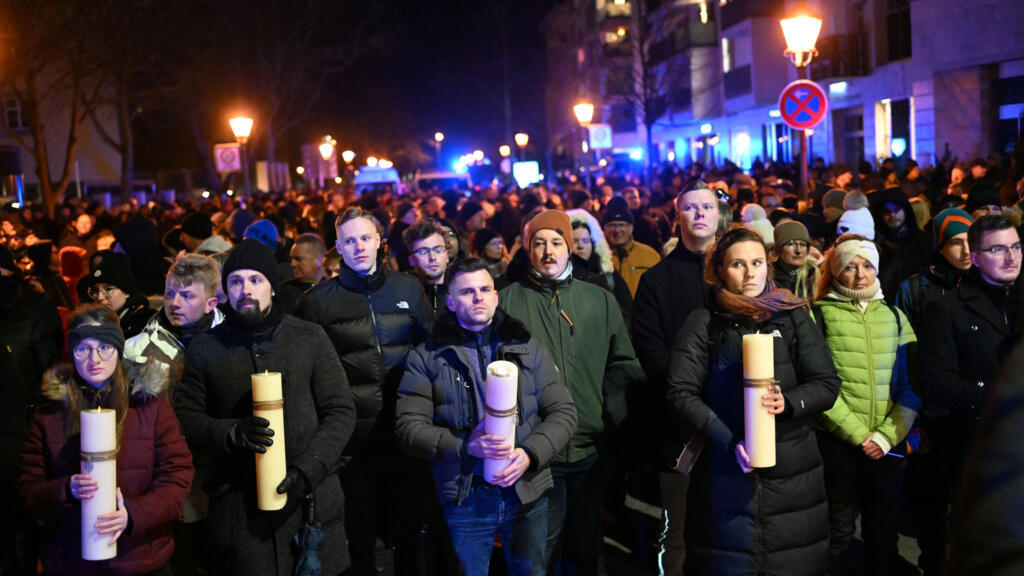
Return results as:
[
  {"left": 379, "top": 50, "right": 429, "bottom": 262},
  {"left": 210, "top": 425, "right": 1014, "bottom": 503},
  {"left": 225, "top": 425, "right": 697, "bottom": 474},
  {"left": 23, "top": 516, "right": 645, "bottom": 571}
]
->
[{"left": 886, "top": 303, "right": 902, "bottom": 336}]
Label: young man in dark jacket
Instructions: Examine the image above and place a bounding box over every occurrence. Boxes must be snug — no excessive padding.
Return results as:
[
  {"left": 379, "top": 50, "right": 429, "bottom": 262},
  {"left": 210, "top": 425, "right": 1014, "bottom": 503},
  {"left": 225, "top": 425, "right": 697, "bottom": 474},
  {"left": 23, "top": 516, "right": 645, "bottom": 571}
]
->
[
  {"left": 499, "top": 210, "right": 644, "bottom": 576},
  {"left": 291, "top": 208, "right": 433, "bottom": 576},
  {"left": 396, "top": 258, "right": 577, "bottom": 576},
  {"left": 631, "top": 181, "right": 719, "bottom": 574},
  {"left": 174, "top": 239, "right": 357, "bottom": 576},
  {"left": 403, "top": 217, "right": 450, "bottom": 318},
  {"left": 916, "top": 215, "right": 1023, "bottom": 575}
]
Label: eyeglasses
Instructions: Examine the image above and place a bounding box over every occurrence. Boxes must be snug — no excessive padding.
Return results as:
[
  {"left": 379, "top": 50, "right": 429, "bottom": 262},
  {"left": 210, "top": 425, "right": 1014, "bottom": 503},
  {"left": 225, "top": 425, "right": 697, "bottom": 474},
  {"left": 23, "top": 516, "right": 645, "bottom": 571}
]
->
[
  {"left": 782, "top": 240, "right": 810, "bottom": 250},
  {"left": 715, "top": 188, "right": 731, "bottom": 203},
  {"left": 976, "top": 243, "right": 1022, "bottom": 258},
  {"left": 87, "top": 285, "right": 119, "bottom": 300},
  {"left": 73, "top": 343, "right": 117, "bottom": 361},
  {"left": 413, "top": 246, "right": 447, "bottom": 257}
]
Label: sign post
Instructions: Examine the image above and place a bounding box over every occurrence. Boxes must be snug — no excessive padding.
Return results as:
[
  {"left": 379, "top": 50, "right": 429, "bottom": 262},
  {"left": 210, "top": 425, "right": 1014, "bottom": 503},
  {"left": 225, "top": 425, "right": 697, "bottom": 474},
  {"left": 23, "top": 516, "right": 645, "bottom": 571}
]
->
[{"left": 778, "top": 80, "right": 828, "bottom": 200}]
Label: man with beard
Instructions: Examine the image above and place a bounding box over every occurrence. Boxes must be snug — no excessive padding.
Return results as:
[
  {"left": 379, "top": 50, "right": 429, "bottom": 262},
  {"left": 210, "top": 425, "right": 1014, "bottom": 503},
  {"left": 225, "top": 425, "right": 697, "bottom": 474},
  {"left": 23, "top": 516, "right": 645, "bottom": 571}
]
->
[
  {"left": 292, "top": 208, "right": 433, "bottom": 576},
  {"left": 499, "top": 210, "right": 643, "bottom": 576},
  {"left": 175, "top": 239, "right": 356, "bottom": 576},
  {"left": 916, "top": 215, "right": 1023, "bottom": 575},
  {"left": 403, "top": 217, "right": 450, "bottom": 317},
  {"left": 0, "top": 246, "right": 61, "bottom": 575}
]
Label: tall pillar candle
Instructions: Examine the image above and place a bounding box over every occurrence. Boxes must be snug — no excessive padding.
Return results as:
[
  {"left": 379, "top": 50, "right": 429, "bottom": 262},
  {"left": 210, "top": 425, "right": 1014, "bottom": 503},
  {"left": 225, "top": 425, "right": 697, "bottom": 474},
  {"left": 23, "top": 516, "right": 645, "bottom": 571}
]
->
[
  {"left": 483, "top": 361, "right": 519, "bottom": 484},
  {"left": 80, "top": 408, "right": 117, "bottom": 560},
  {"left": 742, "top": 334, "right": 776, "bottom": 468},
  {"left": 252, "top": 371, "right": 287, "bottom": 510}
]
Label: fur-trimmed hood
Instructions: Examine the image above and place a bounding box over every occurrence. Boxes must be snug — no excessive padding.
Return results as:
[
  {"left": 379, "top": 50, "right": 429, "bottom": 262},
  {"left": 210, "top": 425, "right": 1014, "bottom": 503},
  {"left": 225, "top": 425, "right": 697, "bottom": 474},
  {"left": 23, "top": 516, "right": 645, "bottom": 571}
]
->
[
  {"left": 41, "top": 359, "right": 168, "bottom": 403},
  {"left": 566, "top": 208, "right": 614, "bottom": 275},
  {"left": 428, "top": 307, "right": 532, "bottom": 348}
]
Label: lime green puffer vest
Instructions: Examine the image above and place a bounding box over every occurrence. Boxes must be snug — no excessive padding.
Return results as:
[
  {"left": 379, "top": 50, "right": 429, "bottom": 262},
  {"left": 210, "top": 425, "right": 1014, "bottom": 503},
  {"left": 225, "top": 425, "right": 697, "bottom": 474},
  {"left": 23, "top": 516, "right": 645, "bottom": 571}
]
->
[{"left": 813, "top": 299, "right": 916, "bottom": 447}]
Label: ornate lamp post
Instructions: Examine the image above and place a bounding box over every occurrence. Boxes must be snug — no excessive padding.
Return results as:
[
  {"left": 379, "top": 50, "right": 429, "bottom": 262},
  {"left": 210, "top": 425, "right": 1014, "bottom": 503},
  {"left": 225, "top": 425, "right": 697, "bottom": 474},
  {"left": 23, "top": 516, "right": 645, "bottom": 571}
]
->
[
  {"left": 318, "top": 136, "right": 335, "bottom": 190},
  {"left": 434, "top": 132, "right": 444, "bottom": 167},
  {"left": 229, "top": 116, "right": 254, "bottom": 198},
  {"left": 514, "top": 132, "right": 529, "bottom": 162},
  {"left": 573, "top": 102, "right": 594, "bottom": 193},
  {"left": 780, "top": 3, "right": 822, "bottom": 201}
]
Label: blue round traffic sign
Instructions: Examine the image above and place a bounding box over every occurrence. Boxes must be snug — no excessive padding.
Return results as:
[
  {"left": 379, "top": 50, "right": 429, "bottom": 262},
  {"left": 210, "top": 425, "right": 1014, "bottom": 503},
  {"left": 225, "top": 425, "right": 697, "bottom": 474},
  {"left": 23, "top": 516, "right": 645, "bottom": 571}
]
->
[{"left": 778, "top": 80, "right": 828, "bottom": 131}]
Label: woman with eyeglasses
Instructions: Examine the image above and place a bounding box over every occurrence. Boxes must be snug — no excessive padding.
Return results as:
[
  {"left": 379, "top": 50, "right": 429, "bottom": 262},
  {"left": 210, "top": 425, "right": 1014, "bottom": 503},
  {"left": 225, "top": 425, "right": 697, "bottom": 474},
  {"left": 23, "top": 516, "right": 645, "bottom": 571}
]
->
[
  {"left": 18, "top": 305, "right": 193, "bottom": 575},
  {"left": 666, "top": 227, "right": 840, "bottom": 576},
  {"left": 78, "top": 251, "right": 151, "bottom": 339},
  {"left": 811, "top": 235, "right": 918, "bottom": 576}
]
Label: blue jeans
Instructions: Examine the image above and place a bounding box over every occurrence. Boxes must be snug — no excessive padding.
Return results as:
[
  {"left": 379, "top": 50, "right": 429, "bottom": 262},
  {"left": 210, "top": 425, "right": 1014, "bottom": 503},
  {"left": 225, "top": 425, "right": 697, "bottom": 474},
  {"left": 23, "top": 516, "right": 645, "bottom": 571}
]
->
[{"left": 442, "top": 477, "right": 548, "bottom": 576}]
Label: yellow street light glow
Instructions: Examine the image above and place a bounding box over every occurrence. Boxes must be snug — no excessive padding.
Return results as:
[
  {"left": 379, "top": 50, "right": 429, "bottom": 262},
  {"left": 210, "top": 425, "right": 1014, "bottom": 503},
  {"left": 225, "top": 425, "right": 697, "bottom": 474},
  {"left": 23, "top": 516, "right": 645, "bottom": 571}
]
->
[
  {"left": 434, "top": 132, "right": 445, "bottom": 143},
  {"left": 514, "top": 133, "right": 529, "bottom": 148},
  {"left": 319, "top": 141, "right": 335, "bottom": 161},
  {"left": 228, "top": 116, "right": 254, "bottom": 141},
  {"left": 780, "top": 4, "right": 822, "bottom": 67},
  {"left": 499, "top": 145, "right": 511, "bottom": 158},
  {"left": 334, "top": 177, "right": 343, "bottom": 184},
  {"left": 342, "top": 150, "right": 356, "bottom": 163},
  {"left": 472, "top": 150, "right": 484, "bottom": 162},
  {"left": 573, "top": 102, "right": 595, "bottom": 126},
  {"left": 366, "top": 156, "right": 378, "bottom": 167},
  {"left": 296, "top": 166, "right": 306, "bottom": 175},
  {"left": 379, "top": 159, "right": 394, "bottom": 169}
]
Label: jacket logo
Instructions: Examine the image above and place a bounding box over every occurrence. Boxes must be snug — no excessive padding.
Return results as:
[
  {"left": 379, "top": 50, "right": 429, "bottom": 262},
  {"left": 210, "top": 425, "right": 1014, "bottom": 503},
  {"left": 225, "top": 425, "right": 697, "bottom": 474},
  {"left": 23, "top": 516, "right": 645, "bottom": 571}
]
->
[
  {"left": 771, "top": 330, "right": 783, "bottom": 338},
  {"left": 397, "top": 301, "right": 409, "bottom": 310}
]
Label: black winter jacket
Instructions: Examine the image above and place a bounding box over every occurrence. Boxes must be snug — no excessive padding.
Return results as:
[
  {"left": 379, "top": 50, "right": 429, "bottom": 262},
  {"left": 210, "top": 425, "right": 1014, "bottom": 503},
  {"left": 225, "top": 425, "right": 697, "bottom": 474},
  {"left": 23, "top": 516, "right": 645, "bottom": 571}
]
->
[
  {"left": 632, "top": 244, "right": 709, "bottom": 466},
  {"left": 667, "top": 305, "right": 840, "bottom": 576},
  {"left": 175, "top": 311, "right": 357, "bottom": 576},
  {"left": 395, "top": 309, "right": 577, "bottom": 506},
  {"left": 292, "top": 263, "right": 431, "bottom": 445},
  {"left": 918, "top": 271, "right": 1022, "bottom": 429}
]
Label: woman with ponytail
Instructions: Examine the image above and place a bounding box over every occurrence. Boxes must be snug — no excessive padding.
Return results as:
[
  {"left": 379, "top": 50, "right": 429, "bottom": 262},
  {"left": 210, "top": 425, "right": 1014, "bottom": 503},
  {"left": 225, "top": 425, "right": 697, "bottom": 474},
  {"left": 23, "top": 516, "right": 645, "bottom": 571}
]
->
[
  {"left": 666, "top": 226, "right": 841, "bottom": 576},
  {"left": 18, "top": 305, "right": 193, "bottom": 575},
  {"left": 812, "top": 235, "right": 919, "bottom": 576}
]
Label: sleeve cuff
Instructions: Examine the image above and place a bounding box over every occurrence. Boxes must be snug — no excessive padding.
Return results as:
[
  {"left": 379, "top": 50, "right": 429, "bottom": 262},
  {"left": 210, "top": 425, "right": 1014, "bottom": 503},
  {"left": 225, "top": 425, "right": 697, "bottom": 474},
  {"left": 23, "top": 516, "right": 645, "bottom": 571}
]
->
[{"left": 871, "top": 433, "right": 892, "bottom": 455}]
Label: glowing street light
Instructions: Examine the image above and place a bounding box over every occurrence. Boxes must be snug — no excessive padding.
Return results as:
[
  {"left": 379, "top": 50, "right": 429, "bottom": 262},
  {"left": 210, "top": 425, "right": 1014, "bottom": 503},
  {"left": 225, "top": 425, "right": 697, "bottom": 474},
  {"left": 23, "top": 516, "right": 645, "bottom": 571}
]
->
[
  {"left": 433, "top": 132, "right": 444, "bottom": 167},
  {"left": 779, "top": 2, "right": 823, "bottom": 200},
  {"left": 296, "top": 166, "right": 305, "bottom": 175},
  {"left": 499, "top": 145, "right": 511, "bottom": 158},
  {"left": 472, "top": 150, "right": 484, "bottom": 162},
  {"left": 228, "top": 116, "right": 254, "bottom": 197},
  {"left": 514, "top": 132, "right": 529, "bottom": 161},
  {"left": 319, "top": 137, "right": 335, "bottom": 161},
  {"left": 341, "top": 150, "right": 356, "bottom": 164},
  {"left": 379, "top": 159, "right": 394, "bottom": 169},
  {"left": 366, "top": 156, "right": 378, "bottom": 167},
  {"left": 573, "top": 101, "right": 595, "bottom": 193}
]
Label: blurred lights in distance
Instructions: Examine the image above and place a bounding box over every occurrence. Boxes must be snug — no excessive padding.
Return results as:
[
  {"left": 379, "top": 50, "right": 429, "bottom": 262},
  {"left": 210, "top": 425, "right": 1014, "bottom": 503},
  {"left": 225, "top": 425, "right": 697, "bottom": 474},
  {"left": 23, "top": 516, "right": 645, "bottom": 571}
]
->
[
  {"left": 454, "top": 161, "right": 468, "bottom": 174},
  {"left": 379, "top": 159, "right": 394, "bottom": 169},
  {"left": 334, "top": 177, "right": 343, "bottom": 184},
  {"left": 296, "top": 166, "right": 306, "bottom": 175},
  {"left": 829, "top": 82, "right": 848, "bottom": 96},
  {"left": 667, "top": 150, "right": 676, "bottom": 162},
  {"left": 700, "top": 123, "right": 713, "bottom": 134},
  {"left": 472, "top": 150, "right": 484, "bottom": 161},
  {"left": 629, "top": 148, "right": 643, "bottom": 160},
  {"left": 599, "top": 158, "right": 608, "bottom": 167},
  {"left": 769, "top": 109, "right": 781, "bottom": 118},
  {"left": 226, "top": 190, "right": 234, "bottom": 197},
  {"left": 202, "top": 190, "right": 211, "bottom": 198},
  {"left": 367, "top": 156, "right": 378, "bottom": 167}
]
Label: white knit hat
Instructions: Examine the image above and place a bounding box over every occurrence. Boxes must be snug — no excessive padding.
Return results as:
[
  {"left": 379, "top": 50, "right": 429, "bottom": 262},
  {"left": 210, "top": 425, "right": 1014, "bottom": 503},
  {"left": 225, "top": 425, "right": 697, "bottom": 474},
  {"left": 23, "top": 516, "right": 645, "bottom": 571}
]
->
[
  {"left": 836, "top": 207, "right": 875, "bottom": 240},
  {"left": 829, "top": 238, "right": 880, "bottom": 275}
]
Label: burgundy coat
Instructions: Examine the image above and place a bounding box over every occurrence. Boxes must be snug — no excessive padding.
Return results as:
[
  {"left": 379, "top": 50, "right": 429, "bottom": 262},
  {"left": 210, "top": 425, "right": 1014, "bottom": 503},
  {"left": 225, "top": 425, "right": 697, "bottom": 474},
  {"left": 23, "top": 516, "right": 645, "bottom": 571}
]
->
[{"left": 18, "top": 366, "right": 193, "bottom": 576}]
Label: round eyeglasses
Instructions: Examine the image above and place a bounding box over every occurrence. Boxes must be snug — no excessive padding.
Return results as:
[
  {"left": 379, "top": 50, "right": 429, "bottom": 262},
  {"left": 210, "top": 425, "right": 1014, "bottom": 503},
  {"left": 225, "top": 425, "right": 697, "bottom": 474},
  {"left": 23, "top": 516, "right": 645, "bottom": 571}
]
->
[{"left": 73, "top": 343, "right": 117, "bottom": 361}]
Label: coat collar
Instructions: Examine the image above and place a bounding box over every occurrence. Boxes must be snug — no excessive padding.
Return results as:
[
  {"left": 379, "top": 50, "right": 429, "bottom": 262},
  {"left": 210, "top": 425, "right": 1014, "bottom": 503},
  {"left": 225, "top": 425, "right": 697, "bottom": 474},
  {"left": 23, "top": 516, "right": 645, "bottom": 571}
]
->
[
  {"left": 428, "top": 307, "right": 531, "bottom": 350},
  {"left": 958, "top": 272, "right": 1014, "bottom": 337},
  {"left": 337, "top": 260, "right": 386, "bottom": 294}
]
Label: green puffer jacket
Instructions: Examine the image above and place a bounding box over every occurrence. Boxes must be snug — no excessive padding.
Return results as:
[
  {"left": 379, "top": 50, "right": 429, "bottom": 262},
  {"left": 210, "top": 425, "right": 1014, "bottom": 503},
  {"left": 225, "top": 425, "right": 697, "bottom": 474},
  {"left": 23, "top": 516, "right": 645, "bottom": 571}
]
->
[{"left": 813, "top": 298, "right": 920, "bottom": 449}]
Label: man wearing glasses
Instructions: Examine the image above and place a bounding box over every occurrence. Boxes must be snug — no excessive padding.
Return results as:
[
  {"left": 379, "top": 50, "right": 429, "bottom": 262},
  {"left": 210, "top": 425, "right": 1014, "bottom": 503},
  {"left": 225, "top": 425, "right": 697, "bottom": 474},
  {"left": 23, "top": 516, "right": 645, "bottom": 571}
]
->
[
  {"left": 79, "top": 251, "right": 151, "bottom": 339},
  {"left": 403, "top": 217, "right": 450, "bottom": 317},
  {"left": 916, "top": 214, "right": 1023, "bottom": 575}
]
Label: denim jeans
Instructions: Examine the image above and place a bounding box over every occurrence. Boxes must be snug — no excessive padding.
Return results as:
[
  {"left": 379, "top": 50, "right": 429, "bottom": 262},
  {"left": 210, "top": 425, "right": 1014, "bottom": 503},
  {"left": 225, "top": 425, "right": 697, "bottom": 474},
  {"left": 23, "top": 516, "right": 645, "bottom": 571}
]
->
[
  {"left": 442, "top": 477, "right": 548, "bottom": 576},
  {"left": 546, "top": 453, "right": 603, "bottom": 576}
]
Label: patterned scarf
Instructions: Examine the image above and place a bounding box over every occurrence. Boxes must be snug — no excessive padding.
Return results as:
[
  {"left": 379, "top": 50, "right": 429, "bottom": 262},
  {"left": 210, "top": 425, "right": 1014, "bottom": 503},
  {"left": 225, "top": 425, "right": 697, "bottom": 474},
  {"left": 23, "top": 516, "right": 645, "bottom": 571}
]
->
[{"left": 714, "top": 279, "right": 808, "bottom": 322}]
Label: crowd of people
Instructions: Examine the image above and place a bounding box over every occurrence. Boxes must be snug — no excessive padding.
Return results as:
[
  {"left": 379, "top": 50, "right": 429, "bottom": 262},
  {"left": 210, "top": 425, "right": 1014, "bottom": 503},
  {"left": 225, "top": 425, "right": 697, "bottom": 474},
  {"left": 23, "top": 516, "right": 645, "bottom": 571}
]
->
[{"left": 1, "top": 149, "right": 1023, "bottom": 576}]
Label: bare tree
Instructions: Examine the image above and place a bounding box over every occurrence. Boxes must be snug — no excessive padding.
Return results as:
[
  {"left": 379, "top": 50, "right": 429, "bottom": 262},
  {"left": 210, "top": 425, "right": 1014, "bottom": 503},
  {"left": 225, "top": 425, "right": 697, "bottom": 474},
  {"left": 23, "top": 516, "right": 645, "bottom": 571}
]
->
[{"left": 0, "top": 0, "right": 107, "bottom": 217}]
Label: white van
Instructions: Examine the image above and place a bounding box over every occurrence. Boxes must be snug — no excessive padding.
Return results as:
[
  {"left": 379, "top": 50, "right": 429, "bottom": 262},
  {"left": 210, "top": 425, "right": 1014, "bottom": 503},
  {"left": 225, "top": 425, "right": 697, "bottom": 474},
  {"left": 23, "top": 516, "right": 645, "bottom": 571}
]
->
[{"left": 353, "top": 166, "right": 402, "bottom": 196}]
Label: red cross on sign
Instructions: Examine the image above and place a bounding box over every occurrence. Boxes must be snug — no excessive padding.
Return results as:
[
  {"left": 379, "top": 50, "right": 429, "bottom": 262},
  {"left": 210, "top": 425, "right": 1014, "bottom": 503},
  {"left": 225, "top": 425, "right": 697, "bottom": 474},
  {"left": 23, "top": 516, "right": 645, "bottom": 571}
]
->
[{"left": 778, "top": 80, "right": 828, "bottom": 131}]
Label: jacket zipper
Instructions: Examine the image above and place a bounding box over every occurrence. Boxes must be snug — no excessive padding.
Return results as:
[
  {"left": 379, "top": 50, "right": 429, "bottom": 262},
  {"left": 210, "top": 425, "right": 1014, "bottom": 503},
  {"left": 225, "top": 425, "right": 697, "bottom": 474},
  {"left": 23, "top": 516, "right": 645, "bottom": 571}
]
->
[
  {"left": 366, "top": 293, "right": 383, "bottom": 380},
  {"left": 862, "top": 303, "right": 876, "bottom": 428}
]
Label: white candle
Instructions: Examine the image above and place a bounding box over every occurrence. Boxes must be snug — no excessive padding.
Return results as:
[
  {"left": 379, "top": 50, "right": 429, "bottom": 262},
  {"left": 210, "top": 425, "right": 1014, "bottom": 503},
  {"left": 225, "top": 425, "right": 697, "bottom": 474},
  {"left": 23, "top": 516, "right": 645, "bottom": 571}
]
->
[
  {"left": 252, "top": 371, "right": 287, "bottom": 510},
  {"left": 80, "top": 408, "right": 117, "bottom": 560},
  {"left": 742, "top": 334, "right": 776, "bottom": 468},
  {"left": 483, "top": 361, "right": 519, "bottom": 484}
]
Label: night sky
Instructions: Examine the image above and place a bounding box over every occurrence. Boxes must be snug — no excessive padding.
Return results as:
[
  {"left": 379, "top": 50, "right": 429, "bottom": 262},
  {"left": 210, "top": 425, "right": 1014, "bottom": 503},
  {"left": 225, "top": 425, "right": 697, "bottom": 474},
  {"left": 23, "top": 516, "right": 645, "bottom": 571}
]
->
[{"left": 290, "top": 0, "right": 557, "bottom": 171}]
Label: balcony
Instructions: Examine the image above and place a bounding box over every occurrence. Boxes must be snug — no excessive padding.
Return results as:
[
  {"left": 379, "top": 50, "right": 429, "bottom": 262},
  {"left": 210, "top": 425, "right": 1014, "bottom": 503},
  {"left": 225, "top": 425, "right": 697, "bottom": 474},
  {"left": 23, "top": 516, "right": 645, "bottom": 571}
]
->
[
  {"left": 810, "top": 33, "right": 869, "bottom": 80},
  {"left": 720, "top": 0, "right": 783, "bottom": 31}
]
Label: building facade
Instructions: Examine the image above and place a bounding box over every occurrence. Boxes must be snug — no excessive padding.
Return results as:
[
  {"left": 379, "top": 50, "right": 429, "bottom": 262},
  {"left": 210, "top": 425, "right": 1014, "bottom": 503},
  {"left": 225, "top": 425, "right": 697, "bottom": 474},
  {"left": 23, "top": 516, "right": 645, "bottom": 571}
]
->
[{"left": 544, "top": 0, "right": 1024, "bottom": 173}]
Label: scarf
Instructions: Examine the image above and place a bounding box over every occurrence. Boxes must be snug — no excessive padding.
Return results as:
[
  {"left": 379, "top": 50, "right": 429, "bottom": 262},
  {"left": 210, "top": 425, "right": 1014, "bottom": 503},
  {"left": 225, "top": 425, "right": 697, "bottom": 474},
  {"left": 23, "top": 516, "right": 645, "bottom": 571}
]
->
[
  {"left": 714, "top": 279, "right": 808, "bottom": 322},
  {"left": 828, "top": 278, "right": 882, "bottom": 302}
]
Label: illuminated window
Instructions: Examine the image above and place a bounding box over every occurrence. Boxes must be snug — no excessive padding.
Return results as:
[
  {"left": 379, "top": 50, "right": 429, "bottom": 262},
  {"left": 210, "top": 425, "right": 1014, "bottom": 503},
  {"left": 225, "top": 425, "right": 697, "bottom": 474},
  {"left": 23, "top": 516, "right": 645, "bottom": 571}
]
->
[{"left": 4, "top": 98, "right": 26, "bottom": 130}]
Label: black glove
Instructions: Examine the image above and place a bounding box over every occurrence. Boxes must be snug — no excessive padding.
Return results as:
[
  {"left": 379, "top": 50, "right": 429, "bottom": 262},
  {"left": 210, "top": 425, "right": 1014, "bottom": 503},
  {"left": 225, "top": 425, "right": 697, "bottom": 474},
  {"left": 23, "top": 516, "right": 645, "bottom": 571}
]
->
[
  {"left": 227, "top": 416, "right": 274, "bottom": 454},
  {"left": 277, "top": 467, "right": 309, "bottom": 496}
]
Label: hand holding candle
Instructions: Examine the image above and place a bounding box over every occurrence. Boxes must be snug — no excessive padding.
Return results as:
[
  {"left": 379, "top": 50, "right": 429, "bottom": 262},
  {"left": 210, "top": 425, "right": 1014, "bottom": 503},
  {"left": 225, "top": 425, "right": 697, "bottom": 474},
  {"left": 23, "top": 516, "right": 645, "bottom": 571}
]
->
[
  {"left": 251, "top": 371, "right": 287, "bottom": 511},
  {"left": 483, "top": 361, "right": 519, "bottom": 485},
  {"left": 742, "top": 334, "right": 777, "bottom": 468},
  {"left": 80, "top": 408, "right": 118, "bottom": 560}
]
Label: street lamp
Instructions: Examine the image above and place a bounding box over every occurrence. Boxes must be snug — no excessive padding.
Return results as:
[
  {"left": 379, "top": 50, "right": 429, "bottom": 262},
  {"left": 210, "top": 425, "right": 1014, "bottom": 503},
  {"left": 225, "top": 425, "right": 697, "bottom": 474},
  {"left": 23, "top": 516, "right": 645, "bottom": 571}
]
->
[
  {"left": 319, "top": 136, "right": 335, "bottom": 190},
  {"left": 229, "top": 116, "right": 254, "bottom": 198},
  {"left": 780, "top": 3, "right": 822, "bottom": 200},
  {"left": 514, "top": 132, "right": 529, "bottom": 162},
  {"left": 573, "top": 102, "right": 595, "bottom": 193},
  {"left": 341, "top": 150, "right": 356, "bottom": 164},
  {"left": 434, "top": 132, "right": 444, "bottom": 167},
  {"left": 499, "top": 145, "right": 511, "bottom": 158}
]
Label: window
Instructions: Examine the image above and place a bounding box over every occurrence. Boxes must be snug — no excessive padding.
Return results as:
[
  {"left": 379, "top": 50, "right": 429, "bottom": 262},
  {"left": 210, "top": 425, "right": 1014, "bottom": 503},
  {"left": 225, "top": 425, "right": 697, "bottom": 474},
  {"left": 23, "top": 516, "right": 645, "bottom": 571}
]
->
[
  {"left": 4, "top": 98, "right": 26, "bottom": 130},
  {"left": 885, "top": 0, "right": 911, "bottom": 62}
]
